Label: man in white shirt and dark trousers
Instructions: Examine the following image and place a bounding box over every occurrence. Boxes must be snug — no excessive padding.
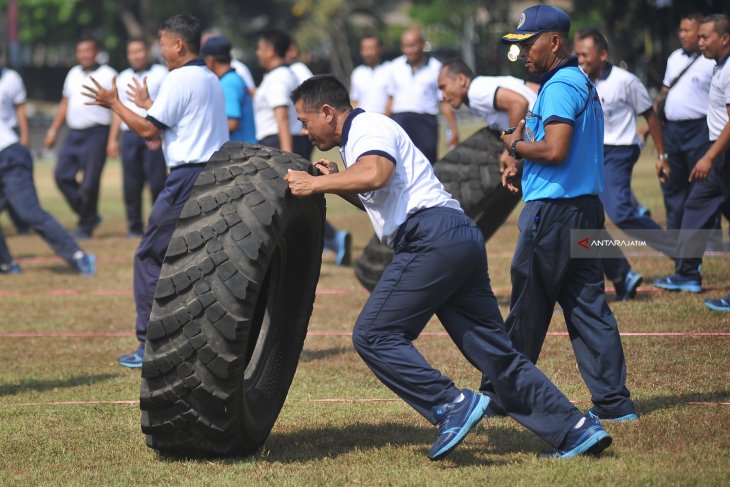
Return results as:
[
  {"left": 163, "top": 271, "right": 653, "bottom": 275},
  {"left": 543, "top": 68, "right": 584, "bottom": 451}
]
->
[
  {"left": 44, "top": 37, "right": 117, "bottom": 239},
  {"left": 0, "top": 63, "right": 30, "bottom": 234},
  {"left": 655, "top": 14, "right": 730, "bottom": 306},
  {"left": 108, "top": 38, "right": 168, "bottom": 237},
  {"left": 350, "top": 35, "right": 390, "bottom": 114},
  {"left": 657, "top": 13, "right": 717, "bottom": 231},
  {"left": 285, "top": 74, "right": 612, "bottom": 461},
  {"left": 386, "top": 28, "right": 459, "bottom": 163},
  {"left": 575, "top": 29, "right": 676, "bottom": 259},
  {"left": 0, "top": 116, "right": 95, "bottom": 276},
  {"left": 83, "top": 14, "right": 228, "bottom": 368},
  {"left": 256, "top": 29, "right": 351, "bottom": 265}
]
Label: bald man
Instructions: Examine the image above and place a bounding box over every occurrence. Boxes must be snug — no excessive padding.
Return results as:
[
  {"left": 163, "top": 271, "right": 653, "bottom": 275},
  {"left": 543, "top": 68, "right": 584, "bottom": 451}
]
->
[{"left": 385, "top": 28, "right": 459, "bottom": 163}]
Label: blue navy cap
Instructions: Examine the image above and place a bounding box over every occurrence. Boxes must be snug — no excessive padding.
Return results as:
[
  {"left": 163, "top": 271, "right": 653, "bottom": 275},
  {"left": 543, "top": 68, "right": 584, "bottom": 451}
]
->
[
  {"left": 201, "top": 36, "right": 232, "bottom": 57},
  {"left": 502, "top": 5, "right": 570, "bottom": 44}
]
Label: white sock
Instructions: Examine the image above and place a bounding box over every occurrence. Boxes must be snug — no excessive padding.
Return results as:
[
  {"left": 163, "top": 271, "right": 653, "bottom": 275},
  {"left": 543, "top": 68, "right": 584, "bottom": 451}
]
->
[
  {"left": 72, "top": 250, "right": 84, "bottom": 261},
  {"left": 573, "top": 417, "right": 586, "bottom": 429},
  {"left": 452, "top": 393, "right": 465, "bottom": 404}
]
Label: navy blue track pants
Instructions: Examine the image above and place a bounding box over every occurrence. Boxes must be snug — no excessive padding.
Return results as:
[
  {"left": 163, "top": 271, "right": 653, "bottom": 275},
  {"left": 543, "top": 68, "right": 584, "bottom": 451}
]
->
[{"left": 353, "top": 207, "right": 584, "bottom": 448}]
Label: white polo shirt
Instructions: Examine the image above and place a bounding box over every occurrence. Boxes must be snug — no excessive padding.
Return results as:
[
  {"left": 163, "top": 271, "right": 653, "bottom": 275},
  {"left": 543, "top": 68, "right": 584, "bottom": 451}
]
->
[
  {"left": 253, "top": 65, "right": 301, "bottom": 141},
  {"left": 387, "top": 55, "right": 442, "bottom": 115},
  {"left": 663, "top": 49, "right": 715, "bottom": 122},
  {"left": 146, "top": 60, "right": 228, "bottom": 168},
  {"left": 116, "top": 63, "right": 168, "bottom": 131},
  {"left": 62, "top": 64, "right": 118, "bottom": 129},
  {"left": 466, "top": 76, "right": 536, "bottom": 131},
  {"left": 231, "top": 59, "right": 255, "bottom": 91},
  {"left": 707, "top": 53, "right": 730, "bottom": 141},
  {"left": 289, "top": 61, "right": 313, "bottom": 85},
  {"left": 350, "top": 62, "right": 390, "bottom": 114},
  {"left": 0, "top": 117, "right": 19, "bottom": 152},
  {"left": 595, "top": 64, "right": 652, "bottom": 146},
  {"left": 0, "top": 68, "right": 27, "bottom": 128},
  {"left": 339, "top": 109, "right": 461, "bottom": 247}
]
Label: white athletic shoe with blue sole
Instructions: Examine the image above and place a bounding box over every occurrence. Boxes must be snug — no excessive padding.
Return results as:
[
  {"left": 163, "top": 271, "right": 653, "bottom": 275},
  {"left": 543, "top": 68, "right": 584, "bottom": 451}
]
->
[{"left": 428, "top": 389, "right": 489, "bottom": 460}]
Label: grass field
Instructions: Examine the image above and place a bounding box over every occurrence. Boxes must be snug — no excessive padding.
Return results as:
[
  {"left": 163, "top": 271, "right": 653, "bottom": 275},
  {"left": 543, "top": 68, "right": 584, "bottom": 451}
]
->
[{"left": 0, "top": 131, "right": 729, "bottom": 486}]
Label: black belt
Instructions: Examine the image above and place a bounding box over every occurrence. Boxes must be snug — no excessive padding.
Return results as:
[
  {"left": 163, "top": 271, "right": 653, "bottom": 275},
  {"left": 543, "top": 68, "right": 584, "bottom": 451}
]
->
[
  {"left": 665, "top": 117, "right": 706, "bottom": 124},
  {"left": 170, "top": 162, "right": 206, "bottom": 171}
]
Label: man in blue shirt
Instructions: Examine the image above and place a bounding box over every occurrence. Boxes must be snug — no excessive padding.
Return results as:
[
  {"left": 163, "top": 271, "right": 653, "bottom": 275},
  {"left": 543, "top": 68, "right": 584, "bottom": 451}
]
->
[
  {"left": 201, "top": 36, "right": 256, "bottom": 144},
  {"left": 497, "top": 5, "right": 638, "bottom": 423}
]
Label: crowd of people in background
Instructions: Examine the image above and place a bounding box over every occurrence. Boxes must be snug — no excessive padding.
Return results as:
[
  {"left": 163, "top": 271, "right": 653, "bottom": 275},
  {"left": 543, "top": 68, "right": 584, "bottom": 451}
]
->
[
  {"left": 0, "top": 4, "right": 726, "bottom": 461},
  {"left": 0, "top": 11, "right": 727, "bottom": 357}
]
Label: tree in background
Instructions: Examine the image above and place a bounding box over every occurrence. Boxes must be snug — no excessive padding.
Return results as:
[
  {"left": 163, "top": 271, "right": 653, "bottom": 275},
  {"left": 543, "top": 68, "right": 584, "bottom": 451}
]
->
[
  {"left": 6, "top": 0, "right": 295, "bottom": 67},
  {"left": 290, "top": 0, "right": 391, "bottom": 86}
]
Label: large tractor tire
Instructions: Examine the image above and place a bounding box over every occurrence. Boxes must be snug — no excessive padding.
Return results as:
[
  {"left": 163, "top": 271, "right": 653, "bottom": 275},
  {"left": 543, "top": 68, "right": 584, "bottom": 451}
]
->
[
  {"left": 139, "top": 142, "right": 325, "bottom": 457},
  {"left": 355, "top": 127, "right": 519, "bottom": 291}
]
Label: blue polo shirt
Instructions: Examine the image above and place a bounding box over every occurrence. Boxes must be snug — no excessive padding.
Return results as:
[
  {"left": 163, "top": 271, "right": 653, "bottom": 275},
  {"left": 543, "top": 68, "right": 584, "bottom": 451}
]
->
[
  {"left": 220, "top": 69, "right": 256, "bottom": 144},
  {"left": 521, "top": 56, "right": 605, "bottom": 202}
]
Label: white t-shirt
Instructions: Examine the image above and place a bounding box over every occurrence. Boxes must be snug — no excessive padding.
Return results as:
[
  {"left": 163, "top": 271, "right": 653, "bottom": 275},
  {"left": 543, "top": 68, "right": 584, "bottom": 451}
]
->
[
  {"left": 707, "top": 54, "right": 730, "bottom": 141},
  {"left": 116, "top": 64, "right": 168, "bottom": 131},
  {"left": 386, "top": 55, "right": 442, "bottom": 115},
  {"left": 663, "top": 48, "right": 715, "bottom": 122},
  {"left": 466, "top": 76, "right": 536, "bottom": 131},
  {"left": 62, "top": 64, "right": 118, "bottom": 129},
  {"left": 595, "top": 64, "right": 653, "bottom": 146},
  {"left": 339, "top": 109, "right": 461, "bottom": 247},
  {"left": 0, "top": 68, "right": 27, "bottom": 128},
  {"left": 253, "top": 65, "right": 301, "bottom": 141},
  {"left": 231, "top": 59, "right": 255, "bottom": 91},
  {"left": 289, "top": 61, "right": 313, "bottom": 85},
  {"left": 146, "top": 61, "right": 228, "bottom": 168},
  {"left": 350, "top": 62, "right": 391, "bottom": 114}
]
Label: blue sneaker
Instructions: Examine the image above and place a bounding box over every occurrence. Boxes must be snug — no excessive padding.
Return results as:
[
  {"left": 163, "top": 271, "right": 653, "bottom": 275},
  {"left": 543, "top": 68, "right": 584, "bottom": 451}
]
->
[
  {"left": 587, "top": 408, "right": 639, "bottom": 423},
  {"left": 705, "top": 295, "right": 730, "bottom": 312},
  {"left": 0, "top": 261, "right": 22, "bottom": 274},
  {"left": 540, "top": 415, "right": 612, "bottom": 459},
  {"left": 616, "top": 269, "right": 643, "bottom": 301},
  {"left": 119, "top": 348, "right": 144, "bottom": 368},
  {"left": 636, "top": 205, "right": 651, "bottom": 218},
  {"left": 653, "top": 274, "right": 702, "bottom": 293},
  {"left": 428, "top": 390, "right": 489, "bottom": 460},
  {"left": 334, "top": 230, "right": 352, "bottom": 267},
  {"left": 73, "top": 252, "right": 96, "bottom": 276}
]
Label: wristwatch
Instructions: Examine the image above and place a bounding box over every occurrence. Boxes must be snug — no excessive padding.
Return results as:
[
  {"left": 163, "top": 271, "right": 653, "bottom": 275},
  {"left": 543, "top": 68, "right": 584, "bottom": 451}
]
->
[
  {"left": 658, "top": 153, "right": 669, "bottom": 160},
  {"left": 509, "top": 139, "right": 523, "bottom": 159}
]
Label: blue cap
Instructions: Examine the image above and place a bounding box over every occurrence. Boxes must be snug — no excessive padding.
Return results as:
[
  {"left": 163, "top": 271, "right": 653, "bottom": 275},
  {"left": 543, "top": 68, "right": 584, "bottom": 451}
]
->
[
  {"left": 201, "top": 36, "right": 232, "bottom": 57},
  {"left": 502, "top": 5, "right": 570, "bottom": 44}
]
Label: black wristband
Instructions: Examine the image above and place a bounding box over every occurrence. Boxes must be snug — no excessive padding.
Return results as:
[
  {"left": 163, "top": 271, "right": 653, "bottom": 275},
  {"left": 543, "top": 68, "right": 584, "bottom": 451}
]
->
[{"left": 509, "top": 139, "right": 522, "bottom": 159}]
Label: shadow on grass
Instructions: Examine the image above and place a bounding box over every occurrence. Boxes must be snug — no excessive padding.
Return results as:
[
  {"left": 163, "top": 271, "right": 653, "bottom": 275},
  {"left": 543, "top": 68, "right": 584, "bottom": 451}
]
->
[
  {"left": 0, "top": 373, "right": 117, "bottom": 397},
  {"left": 299, "top": 346, "right": 350, "bottom": 363},
  {"left": 157, "top": 422, "right": 529, "bottom": 466},
  {"left": 638, "top": 389, "right": 730, "bottom": 416}
]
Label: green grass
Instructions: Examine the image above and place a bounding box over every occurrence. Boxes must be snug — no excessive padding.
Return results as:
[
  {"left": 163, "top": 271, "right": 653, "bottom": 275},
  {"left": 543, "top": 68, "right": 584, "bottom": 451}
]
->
[{"left": 0, "top": 132, "right": 729, "bottom": 486}]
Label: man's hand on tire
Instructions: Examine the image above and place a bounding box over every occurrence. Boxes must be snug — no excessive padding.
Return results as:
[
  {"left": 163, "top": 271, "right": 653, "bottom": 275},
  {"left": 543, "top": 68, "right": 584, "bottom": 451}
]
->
[
  {"left": 285, "top": 169, "right": 318, "bottom": 196},
  {"left": 314, "top": 158, "right": 339, "bottom": 175}
]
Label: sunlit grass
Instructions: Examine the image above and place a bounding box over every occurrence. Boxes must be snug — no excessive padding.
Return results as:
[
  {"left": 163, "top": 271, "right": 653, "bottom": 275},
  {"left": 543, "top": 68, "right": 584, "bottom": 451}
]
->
[{"left": 0, "top": 129, "right": 728, "bottom": 485}]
